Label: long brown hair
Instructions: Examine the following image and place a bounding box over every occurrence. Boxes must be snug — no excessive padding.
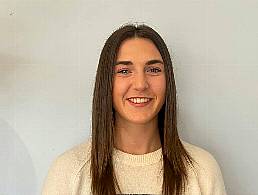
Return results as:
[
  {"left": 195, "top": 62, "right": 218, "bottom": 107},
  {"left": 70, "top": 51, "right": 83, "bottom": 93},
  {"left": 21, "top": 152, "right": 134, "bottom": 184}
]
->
[{"left": 91, "top": 23, "right": 196, "bottom": 195}]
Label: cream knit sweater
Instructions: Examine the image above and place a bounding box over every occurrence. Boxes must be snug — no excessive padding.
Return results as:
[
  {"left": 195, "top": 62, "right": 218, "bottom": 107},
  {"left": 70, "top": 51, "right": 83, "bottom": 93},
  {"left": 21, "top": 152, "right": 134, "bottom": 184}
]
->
[{"left": 42, "top": 138, "right": 227, "bottom": 195}]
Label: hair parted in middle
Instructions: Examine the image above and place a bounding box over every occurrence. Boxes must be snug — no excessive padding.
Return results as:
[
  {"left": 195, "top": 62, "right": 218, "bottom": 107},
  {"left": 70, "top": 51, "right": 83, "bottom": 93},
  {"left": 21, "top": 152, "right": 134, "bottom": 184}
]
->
[{"left": 90, "top": 23, "right": 197, "bottom": 195}]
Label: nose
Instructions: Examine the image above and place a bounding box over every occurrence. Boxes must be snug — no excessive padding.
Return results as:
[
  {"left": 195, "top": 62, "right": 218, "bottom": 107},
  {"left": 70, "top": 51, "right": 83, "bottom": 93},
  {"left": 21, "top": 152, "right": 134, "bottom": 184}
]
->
[{"left": 133, "top": 72, "right": 149, "bottom": 91}]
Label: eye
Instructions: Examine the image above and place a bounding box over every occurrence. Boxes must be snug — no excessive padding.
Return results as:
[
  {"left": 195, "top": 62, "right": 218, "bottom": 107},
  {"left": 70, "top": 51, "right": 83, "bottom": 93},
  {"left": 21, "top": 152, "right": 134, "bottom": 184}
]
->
[
  {"left": 147, "top": 67, "right": 161, "bottom": 73},
  {"left": 116, "top": 69, "right": 130, "bottom": 75}
]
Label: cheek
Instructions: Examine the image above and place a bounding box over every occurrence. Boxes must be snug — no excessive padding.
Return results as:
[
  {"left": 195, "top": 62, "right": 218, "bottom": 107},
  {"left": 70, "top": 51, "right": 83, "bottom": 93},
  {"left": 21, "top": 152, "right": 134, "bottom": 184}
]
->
[
  {"left": 112, "top": 79, "right": 128, "bottom": 101},
  {"left": 150, "top": 77, "right": 166, "bottom": 96}
]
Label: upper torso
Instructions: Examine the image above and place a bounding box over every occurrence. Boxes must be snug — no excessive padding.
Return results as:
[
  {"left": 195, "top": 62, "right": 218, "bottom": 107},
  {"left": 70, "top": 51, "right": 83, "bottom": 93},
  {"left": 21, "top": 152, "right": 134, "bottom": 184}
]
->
[{"left": 42, "top": 138, "right": 227, "bottom": 195}]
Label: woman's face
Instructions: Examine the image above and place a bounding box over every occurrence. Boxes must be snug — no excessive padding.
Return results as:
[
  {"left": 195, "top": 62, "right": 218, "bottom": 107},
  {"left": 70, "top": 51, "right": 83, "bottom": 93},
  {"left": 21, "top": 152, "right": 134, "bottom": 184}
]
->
[{"left": 112, "top": 37, "right": 166, "bottom": 125}]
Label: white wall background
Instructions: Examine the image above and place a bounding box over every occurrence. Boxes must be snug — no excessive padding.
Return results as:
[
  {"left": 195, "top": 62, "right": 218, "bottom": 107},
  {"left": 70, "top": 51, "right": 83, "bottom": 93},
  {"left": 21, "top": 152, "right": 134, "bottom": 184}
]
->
[{"left": 1, "top": 0, "right": 258, "bottom": 194}]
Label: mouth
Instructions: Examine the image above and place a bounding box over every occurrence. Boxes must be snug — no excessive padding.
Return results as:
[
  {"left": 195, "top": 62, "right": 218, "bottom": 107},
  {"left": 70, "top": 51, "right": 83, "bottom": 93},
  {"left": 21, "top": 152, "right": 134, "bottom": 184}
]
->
[{"left": 126, "top": 97, "right": 153, "bottom": 107}]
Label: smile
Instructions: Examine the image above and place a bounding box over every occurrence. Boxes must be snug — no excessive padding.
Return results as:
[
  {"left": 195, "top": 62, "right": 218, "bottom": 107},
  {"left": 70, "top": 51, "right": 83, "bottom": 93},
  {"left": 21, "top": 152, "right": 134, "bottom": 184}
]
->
[{"left": 127, "top": 97, "right": 153, "bottom": 107}]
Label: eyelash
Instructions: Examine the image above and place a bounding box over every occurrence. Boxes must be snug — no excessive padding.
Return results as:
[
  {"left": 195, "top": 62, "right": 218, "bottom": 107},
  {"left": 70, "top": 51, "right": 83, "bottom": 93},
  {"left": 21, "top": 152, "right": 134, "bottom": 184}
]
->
[{"left": 116, "top": 68, "right": 161, "bottom": 75}]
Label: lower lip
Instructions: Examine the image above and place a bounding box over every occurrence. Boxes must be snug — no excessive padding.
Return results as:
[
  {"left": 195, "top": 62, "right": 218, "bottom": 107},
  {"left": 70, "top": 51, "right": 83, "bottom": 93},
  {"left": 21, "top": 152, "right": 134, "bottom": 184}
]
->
[{"left": 127, "top": 99, "right": 153, "bottom": 107}]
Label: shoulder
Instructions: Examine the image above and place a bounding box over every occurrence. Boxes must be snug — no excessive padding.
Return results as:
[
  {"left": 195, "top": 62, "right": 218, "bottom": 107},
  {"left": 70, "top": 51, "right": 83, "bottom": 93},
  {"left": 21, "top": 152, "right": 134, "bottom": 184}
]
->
[
  {"left": 181, "top": 140, "right": 227, "bottom": 195},
  {"left": 181, "top": 140, "right": 219, "bottom": 169},
  {"left": 55, "top": 138, "right": 92, "bottom": 167},
  {"left": 42, "top": 138, "right": 92, "bottom": 195}
]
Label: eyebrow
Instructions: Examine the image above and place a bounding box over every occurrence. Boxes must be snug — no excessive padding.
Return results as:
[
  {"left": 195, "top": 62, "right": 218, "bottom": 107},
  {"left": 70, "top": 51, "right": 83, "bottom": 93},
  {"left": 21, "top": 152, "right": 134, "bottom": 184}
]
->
[{"left": 114, "top": 59, "right": 164, "bottom": 66}]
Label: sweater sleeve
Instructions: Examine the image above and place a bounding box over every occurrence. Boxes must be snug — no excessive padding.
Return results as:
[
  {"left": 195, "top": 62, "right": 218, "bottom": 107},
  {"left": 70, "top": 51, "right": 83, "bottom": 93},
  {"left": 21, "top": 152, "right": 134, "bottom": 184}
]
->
[
  {"left": 182, "top": 141, "right": 227, "bottom": 195},
  {"left": 41, "top": 154, "right": 73, "bottom": 195},
  {"left": 203, "top": 152, "right": 227, "bottom": 195},
  {"left": 41, "top": 140, "right": 91, "bottom": 195}
]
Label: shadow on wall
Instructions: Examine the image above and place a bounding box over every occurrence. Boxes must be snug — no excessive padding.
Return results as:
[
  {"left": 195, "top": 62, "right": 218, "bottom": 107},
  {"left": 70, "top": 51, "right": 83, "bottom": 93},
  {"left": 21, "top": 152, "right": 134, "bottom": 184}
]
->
[{"left": 0, "top": 119, "right": 36, "bottom": 195}]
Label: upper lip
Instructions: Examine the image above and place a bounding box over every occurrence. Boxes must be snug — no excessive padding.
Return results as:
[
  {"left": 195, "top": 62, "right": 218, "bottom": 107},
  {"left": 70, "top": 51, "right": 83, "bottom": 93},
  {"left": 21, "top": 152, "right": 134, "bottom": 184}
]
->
[{"left": 127, "top": 97, "right": 153, "bottom": 99}]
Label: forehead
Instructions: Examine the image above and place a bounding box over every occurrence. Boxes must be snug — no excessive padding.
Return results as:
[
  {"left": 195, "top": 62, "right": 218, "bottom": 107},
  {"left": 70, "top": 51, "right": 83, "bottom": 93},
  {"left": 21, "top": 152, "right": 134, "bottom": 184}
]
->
[{"left": 116, "top": 38, "right": 162, "bottom": 60}]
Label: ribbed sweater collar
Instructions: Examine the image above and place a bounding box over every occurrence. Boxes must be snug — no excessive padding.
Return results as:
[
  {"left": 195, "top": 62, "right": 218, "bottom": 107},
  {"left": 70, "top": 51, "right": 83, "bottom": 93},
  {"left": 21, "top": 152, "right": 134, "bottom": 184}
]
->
[{"left": 113, "top": 147, "right": 162, "bottom": 166}]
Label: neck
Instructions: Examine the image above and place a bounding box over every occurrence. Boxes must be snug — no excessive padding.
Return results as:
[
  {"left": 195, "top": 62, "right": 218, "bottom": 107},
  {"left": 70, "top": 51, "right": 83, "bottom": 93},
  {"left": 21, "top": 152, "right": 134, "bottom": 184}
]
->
[{"left": 114, "top": 117, "right": 161, "bottom": 155}]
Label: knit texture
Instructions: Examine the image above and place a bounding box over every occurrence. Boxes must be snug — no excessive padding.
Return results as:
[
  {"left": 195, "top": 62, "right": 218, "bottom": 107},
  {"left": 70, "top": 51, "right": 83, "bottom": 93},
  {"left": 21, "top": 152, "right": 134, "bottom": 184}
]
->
[{"left": 42, "top": 139, "right": 227, "bottom": 195}]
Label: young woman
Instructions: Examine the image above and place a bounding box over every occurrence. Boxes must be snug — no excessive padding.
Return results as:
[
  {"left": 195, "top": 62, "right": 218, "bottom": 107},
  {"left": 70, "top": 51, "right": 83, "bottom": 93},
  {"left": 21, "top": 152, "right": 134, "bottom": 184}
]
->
[{"left": 42, "top": 24, "right": 227, "bottom": 195}]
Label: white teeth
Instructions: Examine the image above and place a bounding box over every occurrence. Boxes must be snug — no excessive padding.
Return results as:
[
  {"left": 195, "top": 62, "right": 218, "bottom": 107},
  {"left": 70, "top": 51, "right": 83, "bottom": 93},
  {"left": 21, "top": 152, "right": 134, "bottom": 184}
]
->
[{"left": 128, "top": 98, "right": 151, "bottom": 104}]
